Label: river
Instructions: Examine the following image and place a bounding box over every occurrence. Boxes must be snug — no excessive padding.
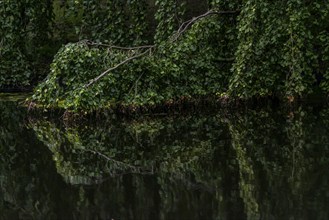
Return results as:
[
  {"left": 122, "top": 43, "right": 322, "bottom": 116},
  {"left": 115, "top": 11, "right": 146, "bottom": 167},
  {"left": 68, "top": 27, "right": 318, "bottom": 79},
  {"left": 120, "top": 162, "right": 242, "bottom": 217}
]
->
[{"left": 0, "top": 95, "right": 328, "bottom": 219}]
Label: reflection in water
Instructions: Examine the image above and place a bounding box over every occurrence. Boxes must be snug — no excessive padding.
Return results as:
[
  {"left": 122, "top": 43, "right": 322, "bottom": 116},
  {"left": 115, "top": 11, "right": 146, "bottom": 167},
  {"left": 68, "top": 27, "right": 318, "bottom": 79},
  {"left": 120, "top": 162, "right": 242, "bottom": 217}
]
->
[
  {"left": 228, "top": 107, "right": 329, "bottom": 220},
  {"left": 0, "top": 101, "right": 329, "bottom": 219}
]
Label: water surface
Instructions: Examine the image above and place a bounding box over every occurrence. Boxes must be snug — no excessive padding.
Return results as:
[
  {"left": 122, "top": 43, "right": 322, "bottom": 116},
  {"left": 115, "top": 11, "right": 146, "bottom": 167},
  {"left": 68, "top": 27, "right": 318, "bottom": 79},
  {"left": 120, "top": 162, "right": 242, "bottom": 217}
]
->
[{"left": 0, "top": 98, "right": 328, "bottom": 220}]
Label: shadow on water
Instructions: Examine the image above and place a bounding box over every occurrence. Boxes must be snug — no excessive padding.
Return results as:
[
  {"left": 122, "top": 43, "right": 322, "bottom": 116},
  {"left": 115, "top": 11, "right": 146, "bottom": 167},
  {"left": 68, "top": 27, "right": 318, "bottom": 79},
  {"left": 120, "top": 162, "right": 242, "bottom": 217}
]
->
[{"left": 0, "top": 97, "right": 329, "bottom": 219}]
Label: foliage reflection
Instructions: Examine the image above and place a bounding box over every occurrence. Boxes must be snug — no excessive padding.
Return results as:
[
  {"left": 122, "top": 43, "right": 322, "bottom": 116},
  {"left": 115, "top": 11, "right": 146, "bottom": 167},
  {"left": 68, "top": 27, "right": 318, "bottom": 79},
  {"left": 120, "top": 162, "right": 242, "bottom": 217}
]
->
[{"left": 0, "top": 102, "right": 329, "bottom": 219}]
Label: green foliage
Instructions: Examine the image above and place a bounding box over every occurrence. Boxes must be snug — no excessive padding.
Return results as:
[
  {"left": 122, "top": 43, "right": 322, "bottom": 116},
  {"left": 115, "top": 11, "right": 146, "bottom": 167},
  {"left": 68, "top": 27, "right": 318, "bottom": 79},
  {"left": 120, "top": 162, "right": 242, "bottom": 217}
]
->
[
  {"left": 30, "top": 0, "right": 242, "bottom": 111},
  {"left": 32, "top": 43, "right": 121, "bottom": 109},
  {"left": 0, "top": 0, "right": 31, "bottom": 87},
  {"left": 153, "top": 16, "right": 236, "bottom": 98},
  {"left": 0, "top": 0, "right": 150, "bottom": 89},
  {"left": 154, "top": 0, "right": 186, "bottom": 44},
  {"left": 0, "top": 0, "right": 53, "bottom": 88},
  {"left": 79, "top": 0, "right": 149, "bottom": 45},
  {"left": 229, "top": 0, "right": 328, "bottom": 98},
  {"left": 2, "top": 0, "right": 329, "bottom": 106},
  {"left": 53, "top": 0, "right": 150, "bottom": 45},
  {"left": 318, "top": 2, "right": 329, "bottom": 92},
  {"left": 31, "top": 10, "right": 239, "bottom": 111}
]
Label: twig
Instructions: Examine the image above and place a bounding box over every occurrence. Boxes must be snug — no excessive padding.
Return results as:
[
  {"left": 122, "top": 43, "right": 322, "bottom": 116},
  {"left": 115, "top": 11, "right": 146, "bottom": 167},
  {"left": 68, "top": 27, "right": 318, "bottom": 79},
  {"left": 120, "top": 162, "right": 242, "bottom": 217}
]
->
[
  {"left": 177, "top": 18, "right": 193, "bottom": 33},
  {"left": 84, "top": 149, "right": 136, "bottom": 169},
  {"left": 127, "top": 72, "right": 145, "bottom": 97},
  {"left": 84, "top": 149, "right": 153, "bottom": 174},
  {"left": 173, "top": 10, "right": 239, "bottom": 41},
  {"left": 85, "top": 47, "right": 154, "bottom": 88},
  {"left": 85, "top": 41, "right": 155, "bottom": 51}
]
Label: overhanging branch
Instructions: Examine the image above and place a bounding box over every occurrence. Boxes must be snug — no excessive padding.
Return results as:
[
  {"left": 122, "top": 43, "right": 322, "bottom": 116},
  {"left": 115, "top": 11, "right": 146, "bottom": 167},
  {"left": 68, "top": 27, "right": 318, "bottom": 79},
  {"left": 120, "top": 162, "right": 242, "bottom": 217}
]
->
[
  {"left": 173, "top": 10, "right": 240, "bottom": 41},
  {"left": 84, "top": 9, "right": 239, "bottom": 88},
  {"left": 85, "top": 41, "right": 154, "bottom": 51},
  {"left": 85, "top": 47, "right": 154, "bottom": 88}
]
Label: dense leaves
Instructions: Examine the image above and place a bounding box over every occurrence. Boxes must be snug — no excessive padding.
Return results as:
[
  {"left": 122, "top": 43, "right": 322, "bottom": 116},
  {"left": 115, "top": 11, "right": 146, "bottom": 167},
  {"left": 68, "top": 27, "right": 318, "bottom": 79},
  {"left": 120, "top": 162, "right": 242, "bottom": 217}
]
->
[
  {"left": 31, "top": 0, "right": 241, "bottom": 111},
  {"left": 229, "top": 0, "right": 329, "bottom": 98},
  {"left": 0, "top": 0, "right": 53, "bottom": 88},
  {"left": 1, "top": 0, "right": 329, "bottom": 108}
]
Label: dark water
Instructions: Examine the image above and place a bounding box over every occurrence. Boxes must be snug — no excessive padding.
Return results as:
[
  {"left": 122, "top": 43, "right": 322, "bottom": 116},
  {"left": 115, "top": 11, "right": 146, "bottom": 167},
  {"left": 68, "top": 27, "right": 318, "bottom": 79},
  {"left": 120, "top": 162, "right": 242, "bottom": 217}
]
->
[{"left": 0, "top": 98, "right": 329, "bottom": 220}]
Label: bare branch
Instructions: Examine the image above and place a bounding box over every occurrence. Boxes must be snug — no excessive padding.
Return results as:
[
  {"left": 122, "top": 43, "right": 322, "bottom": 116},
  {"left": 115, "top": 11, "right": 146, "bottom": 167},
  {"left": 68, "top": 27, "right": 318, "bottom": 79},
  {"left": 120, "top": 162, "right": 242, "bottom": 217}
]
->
[
  {"left": 85, "top": 47, "right": 154, "bottom": 88},
  {"left": 83, "top": 10, "right": 239, "bottom": 88},
  {"left": 85, "top": 41, "right": 155, "bottom": 51},
  {"left": 173, "top": 10, "right": 239, "bottom": 41}
]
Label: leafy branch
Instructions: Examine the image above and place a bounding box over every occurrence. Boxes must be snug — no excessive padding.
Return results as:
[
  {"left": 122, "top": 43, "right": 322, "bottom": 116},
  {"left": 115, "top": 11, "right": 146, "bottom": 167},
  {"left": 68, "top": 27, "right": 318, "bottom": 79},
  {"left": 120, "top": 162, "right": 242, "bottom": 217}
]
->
[{"left": 84, "top": 9, "right": 239, "bottom": 89}]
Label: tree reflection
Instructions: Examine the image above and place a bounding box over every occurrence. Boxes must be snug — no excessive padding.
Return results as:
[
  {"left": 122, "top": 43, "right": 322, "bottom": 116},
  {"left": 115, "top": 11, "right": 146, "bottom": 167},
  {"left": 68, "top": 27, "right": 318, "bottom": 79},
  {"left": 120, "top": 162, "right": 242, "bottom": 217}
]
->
[
  {"left": 228, "top": 107, "right": 329, "bottom": 220},
  {"left": 30, "top": 114, "right": 241, "bottom": 219},
  {"left": 0, "top": 102, "right": 329, "bottom": 219}
]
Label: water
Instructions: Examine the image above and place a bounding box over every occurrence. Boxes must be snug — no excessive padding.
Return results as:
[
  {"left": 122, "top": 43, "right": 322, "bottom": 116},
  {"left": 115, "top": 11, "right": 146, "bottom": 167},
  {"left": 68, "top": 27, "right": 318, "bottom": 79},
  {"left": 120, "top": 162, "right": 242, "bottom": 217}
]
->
[{"left": 0, "top": 97, "right": 329, "bottom": 220}]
